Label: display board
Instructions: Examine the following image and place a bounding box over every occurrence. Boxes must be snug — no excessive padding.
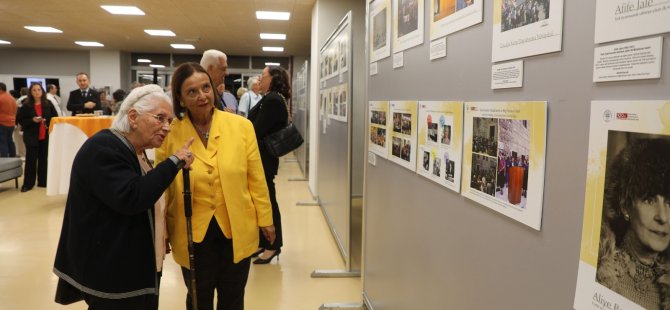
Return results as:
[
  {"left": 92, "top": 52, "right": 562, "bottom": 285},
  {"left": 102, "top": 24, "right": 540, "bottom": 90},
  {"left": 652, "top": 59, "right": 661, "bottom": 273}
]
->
[
  {"left": 574, "top": 100, "right": 670, "bottom": 310},
  {"left": 292, "top": 60, "right": 310, "bottom": 176},
  {"left": 363, "top": 0, "right": 670, "bottom": 309}
]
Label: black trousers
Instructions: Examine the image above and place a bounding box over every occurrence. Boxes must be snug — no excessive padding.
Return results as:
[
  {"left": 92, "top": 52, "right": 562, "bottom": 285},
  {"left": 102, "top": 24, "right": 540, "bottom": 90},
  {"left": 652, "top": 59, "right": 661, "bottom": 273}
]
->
[
  {"left": 181, "top": 217, "right": 251, "bottom": 310},
  {"left": 84, "top": 293, "right": 158, "bottom": 310},
  {"left": 258, "top": 174, "right": 283, "bottom": 250},
  {"left": 23, "top": 138, "right": 48, "bottom": 188}
]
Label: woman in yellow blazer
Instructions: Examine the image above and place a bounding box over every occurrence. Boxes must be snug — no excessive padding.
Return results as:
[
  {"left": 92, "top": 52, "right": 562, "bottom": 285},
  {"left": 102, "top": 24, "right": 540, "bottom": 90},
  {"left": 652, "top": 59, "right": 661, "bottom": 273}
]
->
[{"left": 155, "top": 62, "right": 275, "bottom": 310}]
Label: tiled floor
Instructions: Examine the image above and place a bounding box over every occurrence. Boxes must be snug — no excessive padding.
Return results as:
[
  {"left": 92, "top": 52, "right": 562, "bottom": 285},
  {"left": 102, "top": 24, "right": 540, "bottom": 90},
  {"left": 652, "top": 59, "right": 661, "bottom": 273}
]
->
[{"left": 0, "top": 157, "right": 361, "bottom": 309}]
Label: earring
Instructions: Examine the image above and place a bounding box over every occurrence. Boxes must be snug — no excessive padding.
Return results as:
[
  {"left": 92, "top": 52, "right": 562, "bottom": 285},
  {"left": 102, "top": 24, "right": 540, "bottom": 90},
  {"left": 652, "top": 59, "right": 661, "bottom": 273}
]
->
[{"left": 623, "top": 213, "right": 630, "bottom": 221}]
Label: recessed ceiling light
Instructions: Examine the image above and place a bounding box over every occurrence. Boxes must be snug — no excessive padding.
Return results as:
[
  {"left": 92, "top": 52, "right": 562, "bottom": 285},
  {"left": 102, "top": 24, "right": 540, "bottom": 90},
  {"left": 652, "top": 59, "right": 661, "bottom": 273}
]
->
[
  {"left": 256, "top": 11, "right": 290, "bottom": 20},
  {"left": 137, "top": 59, "right": 152, "bottom": 63},
  {"left": 262, "top": 46, "right": 284, "bottom": 52},
  {"left": 260, "top": 33, "right": 287, "bottom": 40},
  {"left": 24, "top": 26, "right": 62, "bottom": 33},
  {"left": 171, "top": 44, "right": 195, "bottom": 49},
  {"left": 144, "top": 29, "right": 176, "bottom": 36},
  {"left": 75, "top": 41, "right": 104, "bottom": 47},
  {"left": 100, "top": 5, "right": 145, "bottom": 15},
  {"left": 265, "top": 62, "right": 281, "bottom": 66},
  {"left": 0, "top": 40, "right": 11, "bottom": 45},
  {"left": 149, "top": 64, "right": 165, "bottom": 68}
]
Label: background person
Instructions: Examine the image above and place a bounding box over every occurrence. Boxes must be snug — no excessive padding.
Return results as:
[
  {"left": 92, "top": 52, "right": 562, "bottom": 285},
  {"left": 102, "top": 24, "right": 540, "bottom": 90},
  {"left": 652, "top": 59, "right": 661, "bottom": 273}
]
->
[
  {"left": 66, "top": 72, "right": 101, "bottom": 115},
  {"left": 0, "top": 82, "right": 17, "bottom": 157},
  {"left": 46, "top": 84, "right": 64, "bottom": 116},
  {"left": 156, "top": 62, "right": 275, "bottom": 310},
  {"left": 16, "top": 83, "right": 57, "bottom": 192},
  {"left": 237, "top": 76, "right": 262, "bottom": 118},
  {"left": 111, "top": 88, "right": 127, "bottom": 115},
  {"left": 247, "top": 66, "right": 291, "bottom": 264},
  {"left": 596, "top": 137, "right": 670, "bottom": 309},
  {"left": 53, "top": 84, "right": 195, "bottom": 309}
]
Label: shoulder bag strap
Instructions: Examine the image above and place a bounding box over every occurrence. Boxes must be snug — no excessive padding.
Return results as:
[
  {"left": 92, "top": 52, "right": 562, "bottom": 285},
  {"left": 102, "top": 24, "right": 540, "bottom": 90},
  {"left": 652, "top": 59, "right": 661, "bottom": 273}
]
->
[{"left": 277, "top": 92, "right": 292, "bottom": 123}]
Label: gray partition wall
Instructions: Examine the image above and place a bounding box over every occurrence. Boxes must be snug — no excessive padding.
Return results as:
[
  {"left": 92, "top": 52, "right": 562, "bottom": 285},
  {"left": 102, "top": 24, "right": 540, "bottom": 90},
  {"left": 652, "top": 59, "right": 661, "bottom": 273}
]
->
[
  {"left": 292, "top": 59, "right": 309, "bottom": 176},
  {"left": 363, "top": 1, "right": 670, "bottom": 309}
]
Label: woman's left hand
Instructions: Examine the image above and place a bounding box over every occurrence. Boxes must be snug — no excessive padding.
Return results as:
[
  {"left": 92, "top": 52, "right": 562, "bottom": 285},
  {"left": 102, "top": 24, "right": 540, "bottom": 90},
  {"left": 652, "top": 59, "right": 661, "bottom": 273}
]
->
[{"left": 260, "top": 225, "right": 276, "bottom": 245}]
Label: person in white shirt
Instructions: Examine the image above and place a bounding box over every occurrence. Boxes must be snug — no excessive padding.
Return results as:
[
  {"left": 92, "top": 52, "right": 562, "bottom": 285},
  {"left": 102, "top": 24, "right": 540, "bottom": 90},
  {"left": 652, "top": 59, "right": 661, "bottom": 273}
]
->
[
  {"left": 46, "top": 84, "right": 64, "bottom": 116},
  {"left": 237, "top": 76, "right": 262, "bottom": 118}
]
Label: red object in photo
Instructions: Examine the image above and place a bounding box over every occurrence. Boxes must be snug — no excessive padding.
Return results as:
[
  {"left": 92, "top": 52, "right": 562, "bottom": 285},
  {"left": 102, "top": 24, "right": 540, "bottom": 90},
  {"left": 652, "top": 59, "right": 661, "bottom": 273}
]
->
[{"left": 508, "top": 166, "right": 524, "bottom": 205}]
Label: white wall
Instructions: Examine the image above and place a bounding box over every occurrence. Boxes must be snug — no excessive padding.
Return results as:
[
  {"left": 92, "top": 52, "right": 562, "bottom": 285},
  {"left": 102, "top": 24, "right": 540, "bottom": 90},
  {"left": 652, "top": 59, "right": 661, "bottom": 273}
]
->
[{"left": 90, "top": 50, "right": 122, "bottom": 92}]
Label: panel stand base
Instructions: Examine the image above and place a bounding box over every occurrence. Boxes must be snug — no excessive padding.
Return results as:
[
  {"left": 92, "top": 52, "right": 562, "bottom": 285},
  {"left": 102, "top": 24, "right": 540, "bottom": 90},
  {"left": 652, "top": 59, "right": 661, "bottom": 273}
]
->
[
  {"left": 311, "top": 270, "right": 360, "bottom": 278},
  {"left": 296, "top": 201, "right": 319, "bottom": 206},
  {"left": 288, "top": 177, "right": 308, "bottom": 181},
  {"left": 318, "top": 303, "right": 366, "bottom": 310}
]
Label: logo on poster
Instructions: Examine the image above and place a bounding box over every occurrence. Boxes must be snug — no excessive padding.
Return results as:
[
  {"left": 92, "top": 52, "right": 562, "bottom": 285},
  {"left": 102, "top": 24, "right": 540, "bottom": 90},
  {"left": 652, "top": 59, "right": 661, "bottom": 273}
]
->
[
  {"left": 615, "top": 112, "right": 639, "bottom": 120},
  {"left": 603, "top": 110, "right": 613, "bottom": 122}
]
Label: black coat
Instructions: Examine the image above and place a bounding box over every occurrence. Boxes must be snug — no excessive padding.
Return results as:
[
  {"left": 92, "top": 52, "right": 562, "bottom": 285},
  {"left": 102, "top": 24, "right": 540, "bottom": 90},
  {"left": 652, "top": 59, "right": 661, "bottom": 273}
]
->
[
  {"left": 16, "top": 101, "right": 58, "bottom": 147},
  {"left": 54, "top": 130, "right": 180, "bottom": 302},
  {"left": 67, "top": 88, "right": 101, "bottom": 115},
  {"left": 248, "top": 91, "right": 288, "bottom": 177}
]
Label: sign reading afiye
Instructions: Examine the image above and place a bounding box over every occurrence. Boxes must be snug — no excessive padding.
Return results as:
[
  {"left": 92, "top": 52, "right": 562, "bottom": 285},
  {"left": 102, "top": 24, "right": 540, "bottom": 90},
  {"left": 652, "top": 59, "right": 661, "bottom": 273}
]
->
[{"left": 593, "top": 36, "right": 662, "bottom": 82}]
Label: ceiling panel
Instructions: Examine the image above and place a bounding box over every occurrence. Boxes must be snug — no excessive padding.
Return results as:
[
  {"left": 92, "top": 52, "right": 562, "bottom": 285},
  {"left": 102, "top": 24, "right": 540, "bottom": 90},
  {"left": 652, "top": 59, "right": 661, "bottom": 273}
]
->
[{"left": 0, "top": 0, "right": 315, "bottom": 56}]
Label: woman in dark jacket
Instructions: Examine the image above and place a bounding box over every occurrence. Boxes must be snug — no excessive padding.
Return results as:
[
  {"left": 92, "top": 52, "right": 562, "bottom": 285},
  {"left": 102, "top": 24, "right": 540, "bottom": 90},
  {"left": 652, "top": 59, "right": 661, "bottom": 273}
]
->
[
  {"left": 16, "top": 83, "right": 58, "bottom": 192},
  {"left": 53, "top": 85, "right": 195, "bottom": 309},
  {"left": 248, "top": 66, "right": 290, "bottom": 264}
]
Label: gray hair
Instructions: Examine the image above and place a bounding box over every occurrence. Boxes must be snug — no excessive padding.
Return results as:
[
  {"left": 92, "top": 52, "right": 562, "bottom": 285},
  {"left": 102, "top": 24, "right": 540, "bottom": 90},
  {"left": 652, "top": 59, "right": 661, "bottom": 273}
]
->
[
  {"left": 111, "top": 84, "right": 172, "bottom": 133},
  {"left": 247, "top": 76, "right": 259, "bottom": 88},
  {"left": 200, "top": 49, "right": 227, "bottom": 69}
]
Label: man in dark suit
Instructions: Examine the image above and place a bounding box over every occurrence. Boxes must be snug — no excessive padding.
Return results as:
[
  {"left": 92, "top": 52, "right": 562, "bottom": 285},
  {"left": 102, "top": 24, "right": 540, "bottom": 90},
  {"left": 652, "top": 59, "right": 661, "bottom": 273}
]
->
[{"left": 66, "top": 72, "right": 101, "bottom": 115}]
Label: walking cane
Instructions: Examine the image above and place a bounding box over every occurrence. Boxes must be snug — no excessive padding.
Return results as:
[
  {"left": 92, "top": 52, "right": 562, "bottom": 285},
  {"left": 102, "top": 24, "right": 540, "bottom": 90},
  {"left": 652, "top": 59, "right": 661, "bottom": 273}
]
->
[{"left": 182, "top": 168, "right": 198, "bottom": 310}]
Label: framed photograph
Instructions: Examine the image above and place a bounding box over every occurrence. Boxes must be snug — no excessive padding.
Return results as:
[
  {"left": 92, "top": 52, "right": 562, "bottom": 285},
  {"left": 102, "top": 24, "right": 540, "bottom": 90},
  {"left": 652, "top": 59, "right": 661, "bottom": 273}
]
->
[
  {"left": 389, "top": 100, "right": 418, "bottom": 171},
  {"left": 393, "top": 0, "right": 424, "bottom": 53},
  {"left": 417, "top": 101, "right": 464, "bottom": 193},
  {"left": 491, "top": 0, "right": 564, "bottom": 62},
  {"left": 430, "top": 0, "right": 483, "bottom": 40},
  {"left": 369, "top": 101, "right": 390, "bottom": 158},
  {"left": 575, "top": 100, "right": 670, "bottom": 310},
  {"left": 461, "top": 101, "right": 548, "bottom": 230},
  {"left": 370, "top": 0, "right": 392, "bottom": 62}
]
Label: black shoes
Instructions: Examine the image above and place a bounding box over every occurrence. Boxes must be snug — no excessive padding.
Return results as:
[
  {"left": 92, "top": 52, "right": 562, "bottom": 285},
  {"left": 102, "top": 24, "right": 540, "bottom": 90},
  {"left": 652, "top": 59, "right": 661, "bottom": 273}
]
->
[
  {"left": 250, "top": 248, "right": 265, "bottom": 258},
  {"left": 20, "top": 186, "right": 33, "bottom": 192},
  {"left": 253, "top": 249, "right": 281, "bottom": 264}
]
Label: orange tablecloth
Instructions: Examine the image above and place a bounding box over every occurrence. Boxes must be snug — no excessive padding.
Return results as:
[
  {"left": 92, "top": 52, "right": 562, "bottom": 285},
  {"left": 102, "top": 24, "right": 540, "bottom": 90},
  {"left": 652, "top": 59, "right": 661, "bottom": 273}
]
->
[{"left": 48, "top": 116, "right": 113, "bottom": 137}]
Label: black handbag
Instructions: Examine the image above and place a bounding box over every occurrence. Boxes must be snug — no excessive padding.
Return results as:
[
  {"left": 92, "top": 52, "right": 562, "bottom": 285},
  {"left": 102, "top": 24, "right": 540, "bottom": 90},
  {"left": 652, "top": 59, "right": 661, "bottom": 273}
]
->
[{"left": 263, "top": 93, "right": 304, "bottom": 157}]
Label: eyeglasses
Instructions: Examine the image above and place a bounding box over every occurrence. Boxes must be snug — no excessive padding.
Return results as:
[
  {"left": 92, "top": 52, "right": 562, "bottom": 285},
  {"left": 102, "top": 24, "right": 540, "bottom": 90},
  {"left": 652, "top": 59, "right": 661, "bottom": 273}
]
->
[{"left": 149, "top": 114, "right": 173, "bottom": 126}]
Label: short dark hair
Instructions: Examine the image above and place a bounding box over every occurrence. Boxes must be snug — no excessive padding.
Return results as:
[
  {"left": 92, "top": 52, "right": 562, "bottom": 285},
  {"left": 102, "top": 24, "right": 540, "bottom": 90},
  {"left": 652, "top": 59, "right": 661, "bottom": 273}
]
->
[
  {"left": 266, "top": 66, "right": 291, "bottom": 99},
  {"left": 112, "top": 89, "right": 126, "bottom": 102},
  {"left": 76, "top": 72, "right": 89, "bottom": 79},
  {"left": 604, "top": 135, "right": 670, "bottom": 244},
  {"left": 0, "top": 82, "right": 6, "bottom": 92},
  {"left": 170, "top": 62, "right": 222, "bottom": 120},
  {"left": 47, "top": 84, "right": 57, "bottom": 92}
]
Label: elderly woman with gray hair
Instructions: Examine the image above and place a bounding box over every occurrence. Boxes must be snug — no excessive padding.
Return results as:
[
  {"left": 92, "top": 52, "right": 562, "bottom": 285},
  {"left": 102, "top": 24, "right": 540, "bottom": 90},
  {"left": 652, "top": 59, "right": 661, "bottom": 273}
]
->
[
  {"left": 53, "top": 84, "right": 195, "bottom": 310},
  {"left": 237, "top": 75, "right": 262, "bottom": 117}
]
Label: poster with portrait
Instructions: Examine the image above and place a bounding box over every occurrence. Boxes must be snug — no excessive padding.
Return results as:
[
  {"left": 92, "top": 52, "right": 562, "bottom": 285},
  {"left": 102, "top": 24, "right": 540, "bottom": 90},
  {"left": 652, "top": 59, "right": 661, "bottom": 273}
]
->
[
  {"left": 417, "top": 101, "right": 464, "bottom": 193},
  {"left": 594, "top": 0, "right": 670, "bottom": 44},
  {"left": 393, "top": 0, "right": 424, "bottom": 53},
  {"left": 369, "top": 101, "right": 390, "bottom": 158},
  {"left": 389, "top": 100, "right": 418, "bottom": 171},
  {"left": 491, "top": 0, "right": 564, "bottom": 63},
  {"left": 430, "top": 0, "right": 483, "bottom": 40},
  {"left": 461, "top": 101, "right": 547, "bottom": 230},
  {"left": 370, "top": 0, "right": 391, "bottom": 63},
  {"left": 574, "top": 100, "right": 670, "bottom": 310}
]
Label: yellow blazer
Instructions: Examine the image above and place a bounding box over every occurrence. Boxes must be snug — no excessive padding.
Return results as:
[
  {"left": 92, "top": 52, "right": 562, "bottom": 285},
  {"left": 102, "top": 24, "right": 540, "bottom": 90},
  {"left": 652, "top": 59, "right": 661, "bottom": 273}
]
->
[{"left": 155, "top": 109, "right": 273, "bottom": 265}]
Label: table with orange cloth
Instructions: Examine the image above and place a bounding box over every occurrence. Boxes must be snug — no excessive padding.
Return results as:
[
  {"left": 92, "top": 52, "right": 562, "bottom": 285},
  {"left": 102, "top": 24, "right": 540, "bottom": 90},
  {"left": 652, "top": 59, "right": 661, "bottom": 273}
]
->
[{"left": 46, "top": 116, "right": 113, "bottom": 196}]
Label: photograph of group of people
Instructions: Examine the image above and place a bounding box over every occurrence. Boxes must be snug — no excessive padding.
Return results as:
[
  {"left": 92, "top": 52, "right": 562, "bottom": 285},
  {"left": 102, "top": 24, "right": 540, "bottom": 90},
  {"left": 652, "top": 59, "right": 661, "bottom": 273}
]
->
[
  {"left": 324, "top": 84, "right": 348, "bottom": 122},
  {"left": 373, "top": 7, "right": 388, "bottom": 51},
  {"left": 470, "top": 117, "right": 530, "bottom": 208},
  {"left": 397, "top": 0, "right": 419, "bottom": 37},
  {"left": 370, "top": 108, "right": 388, "bottom": 148},
  {"left": 320, "top": 26, "right": 349, "bottom": 81},
  {"left": 416, "top": 103, "right": 463, "bottom": 191},
  {"left": 392, "top": 136, "right": 412, "bottom": 161},
  {"left": 501, "top": 0, "right": 550, "bottom": 32},
  {"left": 433, "top": 0, "right": 474, "bottom": 22},
  {"left": 393, "top": 112, "right": 412, "bottom": 135}
]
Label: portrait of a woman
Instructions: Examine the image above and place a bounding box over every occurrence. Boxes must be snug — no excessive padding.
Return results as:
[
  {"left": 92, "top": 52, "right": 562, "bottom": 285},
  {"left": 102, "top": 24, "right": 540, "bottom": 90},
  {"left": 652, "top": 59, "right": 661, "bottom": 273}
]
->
[{"left": 596, "top": 132, "right": 670, "bottom": 310}]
